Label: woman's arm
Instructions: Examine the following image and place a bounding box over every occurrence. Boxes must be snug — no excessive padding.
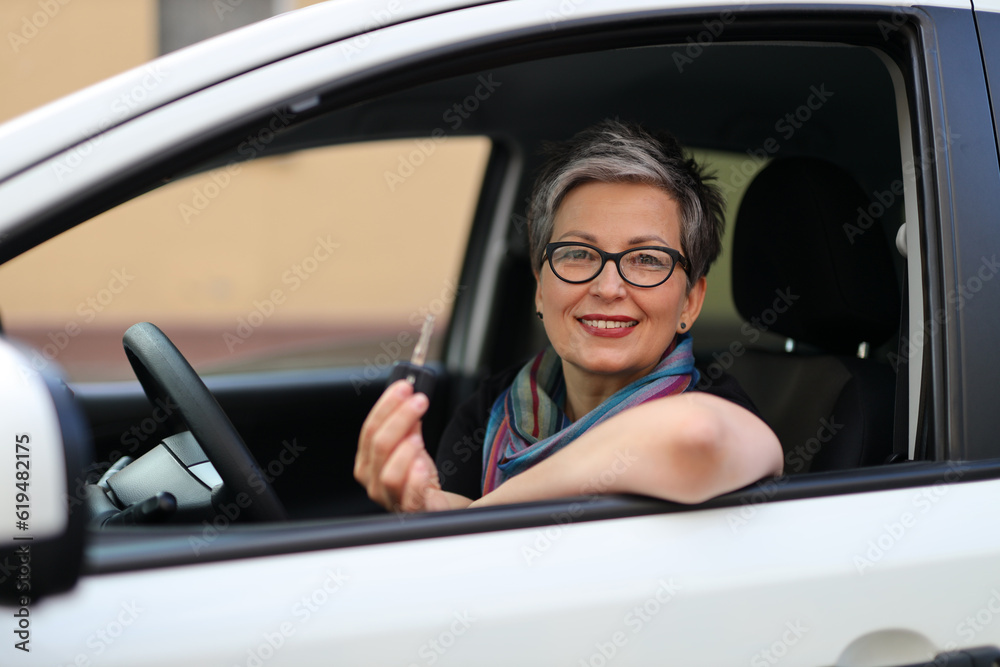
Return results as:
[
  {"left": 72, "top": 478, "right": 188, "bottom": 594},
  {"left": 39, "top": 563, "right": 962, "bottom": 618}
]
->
[
  {"left": 469, "top": 392, "right": 782, "bottom": 508},
  {"left": 359, "top": 385, "right": 782, "bottom": 512}
]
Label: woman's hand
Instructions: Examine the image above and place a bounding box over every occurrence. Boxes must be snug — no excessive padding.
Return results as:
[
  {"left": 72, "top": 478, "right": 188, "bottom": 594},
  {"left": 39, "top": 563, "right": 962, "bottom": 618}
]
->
[{"left": 355, "top": 380, "right": 467, "bottom": 512}]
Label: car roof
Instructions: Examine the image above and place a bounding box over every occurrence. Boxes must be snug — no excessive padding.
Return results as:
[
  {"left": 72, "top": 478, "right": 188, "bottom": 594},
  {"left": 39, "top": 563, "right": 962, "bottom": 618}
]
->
[{"left": 0, "top": 0, "right": 972, "bottom": 187}]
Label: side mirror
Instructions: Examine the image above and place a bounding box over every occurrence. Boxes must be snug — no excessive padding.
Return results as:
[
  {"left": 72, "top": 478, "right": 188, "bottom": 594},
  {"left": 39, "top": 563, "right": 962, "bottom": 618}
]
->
[{"left": 0, "top": 338, "right": 91, "bottom": 616}]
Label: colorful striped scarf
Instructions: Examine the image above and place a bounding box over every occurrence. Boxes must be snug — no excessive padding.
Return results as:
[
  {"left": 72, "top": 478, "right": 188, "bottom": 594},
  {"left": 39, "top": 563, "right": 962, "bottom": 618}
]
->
[{"left": 481, "top": 333, "right": 699, "bottom": 495}]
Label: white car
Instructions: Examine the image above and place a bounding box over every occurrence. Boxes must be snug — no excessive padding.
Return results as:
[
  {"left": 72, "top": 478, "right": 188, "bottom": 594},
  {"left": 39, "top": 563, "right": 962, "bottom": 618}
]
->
[{"left": 2, "top": 0, "right": 1000, "bottom": 665}]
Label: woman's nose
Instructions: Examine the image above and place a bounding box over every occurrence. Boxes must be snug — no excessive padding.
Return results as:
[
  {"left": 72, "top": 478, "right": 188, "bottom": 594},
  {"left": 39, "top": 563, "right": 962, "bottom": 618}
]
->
[{"left": 589, "top": 259, "right": 627, "bottom": 299}]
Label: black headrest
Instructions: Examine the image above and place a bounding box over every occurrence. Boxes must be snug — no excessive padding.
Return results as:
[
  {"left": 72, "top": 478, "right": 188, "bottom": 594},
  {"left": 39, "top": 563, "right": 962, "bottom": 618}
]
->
[{"left": 732, "top": 157, "right": 900, "bottom": 353}]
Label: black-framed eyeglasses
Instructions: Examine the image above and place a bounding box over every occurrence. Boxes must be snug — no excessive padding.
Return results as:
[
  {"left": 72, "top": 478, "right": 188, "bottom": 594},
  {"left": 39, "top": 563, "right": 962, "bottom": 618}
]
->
[{"left": 543, "top": 242, "right": 689, "bottom": 288}]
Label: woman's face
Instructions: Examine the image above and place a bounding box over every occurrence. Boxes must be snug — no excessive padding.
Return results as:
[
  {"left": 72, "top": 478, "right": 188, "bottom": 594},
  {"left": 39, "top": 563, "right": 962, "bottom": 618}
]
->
[{"left": 535, "top": 181, "right": 706, "bottom": 389}]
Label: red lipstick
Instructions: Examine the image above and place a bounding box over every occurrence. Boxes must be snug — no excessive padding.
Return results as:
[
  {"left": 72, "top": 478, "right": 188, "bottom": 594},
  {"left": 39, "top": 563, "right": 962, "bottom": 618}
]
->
[{"left": 577, "top": 314, "right": 638, "bottom": 338}]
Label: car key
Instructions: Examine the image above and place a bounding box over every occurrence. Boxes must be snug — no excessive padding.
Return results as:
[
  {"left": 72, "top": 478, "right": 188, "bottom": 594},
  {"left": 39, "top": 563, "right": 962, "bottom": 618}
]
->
[{"left": 387, "top": 314, "right": 436, "bottom": 401}]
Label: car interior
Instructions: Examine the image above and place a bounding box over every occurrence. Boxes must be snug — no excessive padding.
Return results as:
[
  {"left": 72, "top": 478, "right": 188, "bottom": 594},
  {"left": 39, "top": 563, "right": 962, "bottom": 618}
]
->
[{"left": 0, "top": 16, "right": 922, "bottom": 542}]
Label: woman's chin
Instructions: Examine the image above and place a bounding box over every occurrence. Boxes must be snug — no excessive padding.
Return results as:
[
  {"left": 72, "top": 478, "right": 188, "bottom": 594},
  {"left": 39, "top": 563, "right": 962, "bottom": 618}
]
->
[{"left": 567, "top": 355, "right": 653, "bottom": 381}]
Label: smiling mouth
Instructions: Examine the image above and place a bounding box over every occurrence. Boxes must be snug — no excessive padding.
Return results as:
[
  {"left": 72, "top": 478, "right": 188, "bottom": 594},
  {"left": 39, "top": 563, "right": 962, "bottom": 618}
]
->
[{"left": 578, "top": 318, "right": 638, "bottom": 329}]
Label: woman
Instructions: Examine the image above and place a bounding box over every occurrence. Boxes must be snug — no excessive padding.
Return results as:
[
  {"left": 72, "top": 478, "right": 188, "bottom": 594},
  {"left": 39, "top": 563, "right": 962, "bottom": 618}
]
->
[{"left": 355, "top": 120, "right": 782, "bottom": 512}]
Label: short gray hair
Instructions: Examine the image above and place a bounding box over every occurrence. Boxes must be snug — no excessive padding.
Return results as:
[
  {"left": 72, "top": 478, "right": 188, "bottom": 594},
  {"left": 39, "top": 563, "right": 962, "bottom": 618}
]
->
[{"left": 526, "top": 119, "right": 724, "bottom": 288}]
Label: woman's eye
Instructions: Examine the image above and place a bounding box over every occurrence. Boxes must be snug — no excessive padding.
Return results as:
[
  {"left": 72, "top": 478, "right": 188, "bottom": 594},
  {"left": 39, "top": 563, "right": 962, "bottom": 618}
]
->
[
  {"left": 630, "top": 252, "right": 669, "bottom": 268},
  {"left": 560, "top": 248, "right": 596, "bottom": 261}
]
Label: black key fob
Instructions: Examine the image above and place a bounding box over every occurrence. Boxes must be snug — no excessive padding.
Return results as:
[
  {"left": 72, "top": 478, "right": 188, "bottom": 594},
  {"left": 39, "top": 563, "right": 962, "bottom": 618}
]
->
[{"left": 387, "top": 362, "right": 436, "bottom": 402}]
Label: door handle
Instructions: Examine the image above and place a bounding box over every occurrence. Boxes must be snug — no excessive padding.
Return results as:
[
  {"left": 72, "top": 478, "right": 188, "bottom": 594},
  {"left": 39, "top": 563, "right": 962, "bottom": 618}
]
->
[{"left": 892, "top": 646, "right": 1000, "bottom": 667}]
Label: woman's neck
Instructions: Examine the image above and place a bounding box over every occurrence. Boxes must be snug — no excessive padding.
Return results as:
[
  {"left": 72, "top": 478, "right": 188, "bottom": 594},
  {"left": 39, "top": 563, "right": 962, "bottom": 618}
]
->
[{"left": 562, "top": 362, "right": 639, "bottom": 422}]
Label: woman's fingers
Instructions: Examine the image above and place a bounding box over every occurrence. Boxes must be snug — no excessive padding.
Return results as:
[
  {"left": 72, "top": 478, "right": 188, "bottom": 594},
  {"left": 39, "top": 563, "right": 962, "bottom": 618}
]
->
[
  {"left": 354, "top": 382, "right": 412, "bottom": 488},
  {"left": 355, "top": 380, "right": 430, "bottom": 509},
  {"left": 361, "top": 380, "right": 412, "bottom": 441},
  {"left": 356, "top": 380, "right": 411, "bottom": 479},
  {"left": 399, "top": 451, "right": 443, "bottom": 513},
  {"left": 379, "top": 434, "right": 423, "bottom": 509},
  {"left": 368, "top": 392, "right": 428, "bottom": 480}
]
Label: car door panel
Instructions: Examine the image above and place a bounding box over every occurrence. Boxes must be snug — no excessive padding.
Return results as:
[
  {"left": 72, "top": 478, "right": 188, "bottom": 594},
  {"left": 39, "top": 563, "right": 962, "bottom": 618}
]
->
[{"left": 31, "top": 476, "right": 1000, "bottom": 666}]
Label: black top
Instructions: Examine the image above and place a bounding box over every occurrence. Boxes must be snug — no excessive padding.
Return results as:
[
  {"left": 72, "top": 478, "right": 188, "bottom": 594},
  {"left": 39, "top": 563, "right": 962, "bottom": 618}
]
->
[{"left": 434, "top": 363, "right": 762, "bottom": 500}]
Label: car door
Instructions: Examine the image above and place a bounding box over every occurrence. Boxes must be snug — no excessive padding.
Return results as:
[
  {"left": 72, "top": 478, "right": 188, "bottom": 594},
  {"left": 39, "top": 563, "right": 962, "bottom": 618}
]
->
[{"left": 5, "top": 1, "right": 1000, "bottom": 666}]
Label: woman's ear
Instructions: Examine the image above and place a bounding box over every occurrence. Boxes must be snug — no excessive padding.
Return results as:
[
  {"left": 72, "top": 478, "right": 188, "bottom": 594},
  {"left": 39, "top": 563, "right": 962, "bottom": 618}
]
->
[
  {"left": 678, "top": 276, "right": 707, "bottom": 332},
  {"left": 534, "top": 267, "right": 543, "bottom": 317}
]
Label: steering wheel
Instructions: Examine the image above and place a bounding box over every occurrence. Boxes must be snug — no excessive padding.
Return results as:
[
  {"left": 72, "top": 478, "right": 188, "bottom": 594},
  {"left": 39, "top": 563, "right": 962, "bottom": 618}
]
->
[{"left": 122, "top": 322, "right": 286, "bottom": 522}]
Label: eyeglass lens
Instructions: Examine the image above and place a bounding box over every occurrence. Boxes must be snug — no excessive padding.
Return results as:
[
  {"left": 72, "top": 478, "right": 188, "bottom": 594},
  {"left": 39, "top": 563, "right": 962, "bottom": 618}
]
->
[{"left": 549, "top": 245, "right": 675, "bottom": 286}]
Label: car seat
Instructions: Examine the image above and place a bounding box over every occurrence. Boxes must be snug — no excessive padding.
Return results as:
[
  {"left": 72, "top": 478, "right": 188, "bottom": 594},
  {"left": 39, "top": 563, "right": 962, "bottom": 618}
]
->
[{"left": 725, "top": 157, "right": 901, "bottom": 473}]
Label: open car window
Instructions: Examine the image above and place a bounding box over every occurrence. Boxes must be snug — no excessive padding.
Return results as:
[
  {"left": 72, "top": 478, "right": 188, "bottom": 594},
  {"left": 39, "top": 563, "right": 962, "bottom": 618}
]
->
[
  {"left": 3, "top": 26, "right": 919, "bottom": 522},
  {"left": 0, "top": 138, "right": 490, "bottom": 382}
]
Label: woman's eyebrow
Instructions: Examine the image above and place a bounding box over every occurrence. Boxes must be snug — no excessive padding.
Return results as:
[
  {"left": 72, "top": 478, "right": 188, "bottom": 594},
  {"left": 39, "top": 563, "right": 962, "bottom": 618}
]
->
[
  {"left": 555, "top": 232, "right": 671, "bottom": 246},
  {"left": 628, "top": 234, "right": 669, "bottom": 245},
  {"left": 555, "top": 230, "right": 598, "bottom": 242}
]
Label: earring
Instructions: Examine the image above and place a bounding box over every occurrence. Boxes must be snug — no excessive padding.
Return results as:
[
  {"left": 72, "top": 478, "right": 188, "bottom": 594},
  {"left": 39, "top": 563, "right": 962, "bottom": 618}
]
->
[
  {"left": 680, "top": 322, "right": 686, "bottom": 330},
  {"left": 536, "top": 311, "right": 544, "bottom": 320}
]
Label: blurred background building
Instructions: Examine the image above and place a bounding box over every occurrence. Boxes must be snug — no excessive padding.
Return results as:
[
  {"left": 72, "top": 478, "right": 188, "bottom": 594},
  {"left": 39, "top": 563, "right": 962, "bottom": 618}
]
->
[
  {"left": 0, "top": 0, "right": 491, "bottom": 380},
  {"left": 2, "top": 0, "right": 328, "bottom": 124}
]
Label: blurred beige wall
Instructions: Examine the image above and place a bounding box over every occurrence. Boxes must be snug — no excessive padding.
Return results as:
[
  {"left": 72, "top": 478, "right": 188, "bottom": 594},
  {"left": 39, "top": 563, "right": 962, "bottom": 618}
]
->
[
  {"left": 0, "top": 0, "right": 331, "bottom": 123},
  {"left": 0, "top": 1, "right": 157, "bottom": 123},
  {"left": 0, "top": 140, "right": 488, "bottom": 325},
  {"left": 0, "top": 1, "right": 486, "bottom": 380}
]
